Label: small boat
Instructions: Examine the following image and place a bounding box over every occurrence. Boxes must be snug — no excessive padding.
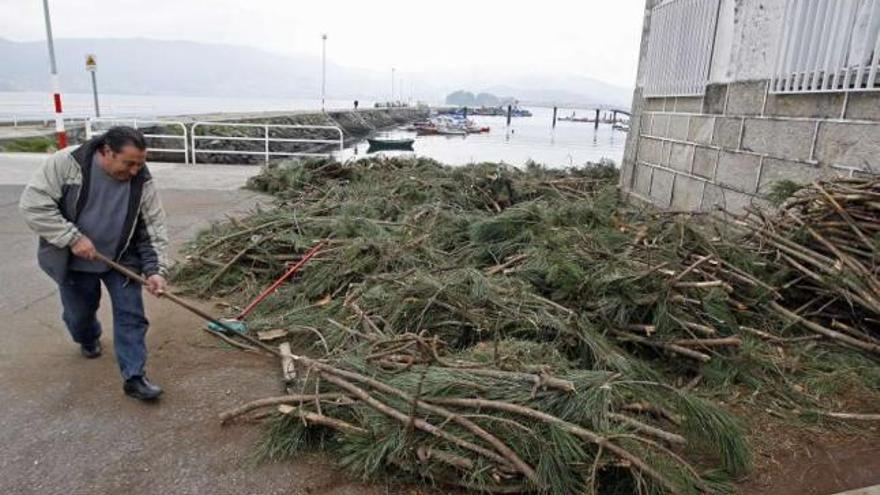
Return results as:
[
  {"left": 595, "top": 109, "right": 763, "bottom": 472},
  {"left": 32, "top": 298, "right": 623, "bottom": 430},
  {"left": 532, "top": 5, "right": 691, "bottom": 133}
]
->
[
  {"left": 405, "top": 121, "right": 433, "bottom": 131},
  {"left": 463, "top": 118, "right": 490, "bottom": 134},
  {"left": 367, "top": 137, "right": 415, "bottom": 151},
  {"left": 416, "top": 127, "right": 439, "bottom": 136},
  {"left": 436, "top": 126, "right": 467, "bottom": 136},
  {"left": 558, "top": 116, "right": 594, "bottom": 123},
  {"left": 558, "top": 112, "right": 595, "bottom": 123},
  {"left": 431, "top": 116, "right": 468, "bottom": 135},
  {"left": 466, "top": 124, "right": 490, "bottom": 134},
  {"left": 413, "top": 121, "right": 439, "bottom": 135}
]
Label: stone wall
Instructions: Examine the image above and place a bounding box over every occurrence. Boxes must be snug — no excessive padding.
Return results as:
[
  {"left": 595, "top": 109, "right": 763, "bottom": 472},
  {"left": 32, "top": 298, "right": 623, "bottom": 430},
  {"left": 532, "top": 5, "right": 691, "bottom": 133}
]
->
[
  {"left": 620, "top": 0, "right": 880, "bottom": 213},
  {"left": 622, "top": 81, "right": 880, "bottom": 212}
]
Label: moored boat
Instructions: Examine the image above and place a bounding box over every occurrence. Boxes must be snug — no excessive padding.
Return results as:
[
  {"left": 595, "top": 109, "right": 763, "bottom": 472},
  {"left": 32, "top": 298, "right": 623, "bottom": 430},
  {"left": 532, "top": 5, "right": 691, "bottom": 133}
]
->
[
  {"left": 367, "top": 137, "right": 415, "bottom": 151},
  {"left": 437, "top": 126, "right": 467, "bottom": 136}
]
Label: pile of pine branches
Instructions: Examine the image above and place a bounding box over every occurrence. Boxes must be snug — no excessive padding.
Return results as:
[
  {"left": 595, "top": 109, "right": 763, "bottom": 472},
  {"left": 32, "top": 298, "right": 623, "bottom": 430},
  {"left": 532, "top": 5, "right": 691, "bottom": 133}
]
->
[
  {"left": 173, "top": 157, "right": 879, "bottom": 494},
  {"left": 726, "top": 179, "right": 880, "bottom": 354}
]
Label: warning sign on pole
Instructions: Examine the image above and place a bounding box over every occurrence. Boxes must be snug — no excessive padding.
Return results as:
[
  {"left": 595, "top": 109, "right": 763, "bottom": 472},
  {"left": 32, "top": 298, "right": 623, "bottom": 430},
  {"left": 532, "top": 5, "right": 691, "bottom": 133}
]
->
[{"left": 86, "top": 54, "right": 100, "bottom": 117}]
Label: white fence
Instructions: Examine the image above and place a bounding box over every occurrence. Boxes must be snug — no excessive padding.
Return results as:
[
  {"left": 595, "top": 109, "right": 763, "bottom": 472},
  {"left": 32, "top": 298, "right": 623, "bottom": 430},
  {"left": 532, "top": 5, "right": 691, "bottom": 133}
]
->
[
  {"left": 190, "top": 122, "right": 343, "bottom": 164},
  {"left": 643, "top": 0, "right": 722, "bottom": 97},
  {"left": 86, "top": 118, "right": 189, "bottom": 164},
  {"left": 772, "top": 0, "right": 880, "bottom": 93},
  {"left": 83, "top": 119, "right": 344, "bottom": 165}
]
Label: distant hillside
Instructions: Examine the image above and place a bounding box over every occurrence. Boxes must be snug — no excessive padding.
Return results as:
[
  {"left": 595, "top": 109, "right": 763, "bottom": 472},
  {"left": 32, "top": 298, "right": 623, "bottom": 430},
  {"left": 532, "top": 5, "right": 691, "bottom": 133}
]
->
[
  {"left": 0, "top": 37, "right": 393, "bottom": 100},
  {"left": 445, "top": 90, "right": 517, "bottom": 107},
  {"left": 0, "top": 38, "right": 633, "bottom": 109},
  {"left": 483, "top": 82, "right": 632, "bottom": 109},
  {"left": 441, "top": 75, "right": 632, "bottom": 110}
]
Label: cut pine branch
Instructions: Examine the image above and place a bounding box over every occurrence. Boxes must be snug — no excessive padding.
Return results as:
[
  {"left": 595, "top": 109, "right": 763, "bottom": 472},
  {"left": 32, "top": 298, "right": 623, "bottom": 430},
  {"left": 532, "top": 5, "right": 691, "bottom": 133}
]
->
[
  {"left": 769, "top": 301, "right": 880, "bottom": 355},
  {"left": 427, "top": 397, "right": 682, "bottom": 494},
  {"left": 614, "top": 331, "right": 712, "bottom": 362},
  {"left": 219, "top": 393, "right": 352, "bottom": 423}
]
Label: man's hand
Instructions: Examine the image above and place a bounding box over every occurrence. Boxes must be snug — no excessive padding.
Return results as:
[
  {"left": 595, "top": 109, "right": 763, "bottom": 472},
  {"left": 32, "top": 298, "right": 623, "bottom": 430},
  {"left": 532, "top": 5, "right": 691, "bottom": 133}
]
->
[
  {"left": 145, "top": 275, "right": 167, "bottom": 297},
  {"left": 71, "top": 235, "right": 97, "bottom": 260}
]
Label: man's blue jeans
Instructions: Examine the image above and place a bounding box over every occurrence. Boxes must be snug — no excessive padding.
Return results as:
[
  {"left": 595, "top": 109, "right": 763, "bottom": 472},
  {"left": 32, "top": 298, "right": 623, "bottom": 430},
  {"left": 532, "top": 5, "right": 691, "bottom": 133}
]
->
[{"left": 59, "top": 269, "right": 148, "bottom": 380}]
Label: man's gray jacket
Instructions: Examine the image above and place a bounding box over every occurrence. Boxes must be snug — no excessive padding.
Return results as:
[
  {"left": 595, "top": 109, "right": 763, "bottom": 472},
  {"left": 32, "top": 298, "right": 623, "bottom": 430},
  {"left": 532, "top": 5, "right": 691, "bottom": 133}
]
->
[{"left": 18, "top": 137, "right": 169, "bottom": 284}]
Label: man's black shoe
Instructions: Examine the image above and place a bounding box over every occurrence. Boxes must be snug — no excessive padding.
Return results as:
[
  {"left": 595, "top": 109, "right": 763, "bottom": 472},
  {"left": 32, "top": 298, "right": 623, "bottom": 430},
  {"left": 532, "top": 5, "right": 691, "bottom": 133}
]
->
[
  {"left": 123, "top": 376, "right": 163, "bottom": 401},
  {"left": 80, "top": 340, "right": 102, "bottom": 359}
]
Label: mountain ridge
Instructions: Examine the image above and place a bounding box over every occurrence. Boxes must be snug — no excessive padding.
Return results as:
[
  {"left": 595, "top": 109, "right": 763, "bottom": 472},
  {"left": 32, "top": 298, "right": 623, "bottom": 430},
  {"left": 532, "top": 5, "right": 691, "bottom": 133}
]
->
[{"left": 0, "top": 37, "right": 632, "bottom": 109}]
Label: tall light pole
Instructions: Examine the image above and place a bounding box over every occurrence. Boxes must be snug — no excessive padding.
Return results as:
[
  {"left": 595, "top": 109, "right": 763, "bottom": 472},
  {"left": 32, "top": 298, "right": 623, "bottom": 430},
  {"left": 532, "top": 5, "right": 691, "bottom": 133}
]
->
[
  {"left": 321, "top": 33, "right": 327, "bottom": 112},
  {"left": 41, "top": 0, "right": 66, "bottom": 148},
  {"left": 391, "top": 67, "right": 395, "bottom": 103}
]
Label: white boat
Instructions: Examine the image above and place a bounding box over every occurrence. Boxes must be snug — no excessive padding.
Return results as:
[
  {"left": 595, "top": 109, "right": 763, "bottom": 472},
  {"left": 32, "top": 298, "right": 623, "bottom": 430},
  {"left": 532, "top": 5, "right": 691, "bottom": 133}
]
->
[
  {"left": 432, "top": 116, "right": 468, "bottom": 136},
  {"left": 437, "top": 126, "right": 467, "bottom": 136}
]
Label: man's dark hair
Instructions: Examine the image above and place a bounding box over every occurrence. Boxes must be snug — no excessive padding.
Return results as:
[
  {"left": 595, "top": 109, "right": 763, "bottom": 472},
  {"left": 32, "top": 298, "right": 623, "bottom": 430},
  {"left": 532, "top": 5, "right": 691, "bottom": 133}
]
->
[{"left": 100, "top": 126, "right": 147, "bottom": 152}]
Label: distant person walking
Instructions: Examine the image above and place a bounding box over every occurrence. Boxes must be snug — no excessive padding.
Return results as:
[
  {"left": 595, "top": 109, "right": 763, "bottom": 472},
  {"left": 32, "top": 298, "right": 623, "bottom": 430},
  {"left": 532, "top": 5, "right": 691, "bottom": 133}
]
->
[
  {"left": 354, "top": 100, "right": 359, "bottom": 110},
  {"left": 19, "top": 126, "right": 169, "bottom": 401}
]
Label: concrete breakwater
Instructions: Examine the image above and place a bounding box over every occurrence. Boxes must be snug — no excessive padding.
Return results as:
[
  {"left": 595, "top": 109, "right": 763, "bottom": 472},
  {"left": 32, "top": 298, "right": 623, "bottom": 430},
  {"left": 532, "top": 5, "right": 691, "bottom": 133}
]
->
[{"left": 150, "top": 107, "right": 428, "bottom": 164}]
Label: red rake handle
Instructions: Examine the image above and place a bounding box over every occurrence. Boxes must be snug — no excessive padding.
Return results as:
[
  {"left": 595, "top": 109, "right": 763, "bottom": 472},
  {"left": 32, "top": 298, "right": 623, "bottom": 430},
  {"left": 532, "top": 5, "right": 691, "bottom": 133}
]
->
[{"left": 235, "top": 240, "right": 326, "bottom": 320}]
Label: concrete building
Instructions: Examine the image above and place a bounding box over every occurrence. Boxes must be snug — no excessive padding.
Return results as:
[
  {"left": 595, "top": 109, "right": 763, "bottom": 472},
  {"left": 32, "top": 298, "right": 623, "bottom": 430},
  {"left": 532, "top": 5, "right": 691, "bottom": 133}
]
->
[{"left": 621, "top": 0, "right": 880, "bottom": 212}]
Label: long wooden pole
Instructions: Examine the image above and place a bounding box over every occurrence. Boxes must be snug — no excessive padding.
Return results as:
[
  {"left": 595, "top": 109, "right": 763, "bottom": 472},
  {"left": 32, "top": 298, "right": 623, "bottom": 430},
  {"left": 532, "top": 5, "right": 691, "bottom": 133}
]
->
[{"left": 92, "top": 252, "right": 279, "bottom": 356}]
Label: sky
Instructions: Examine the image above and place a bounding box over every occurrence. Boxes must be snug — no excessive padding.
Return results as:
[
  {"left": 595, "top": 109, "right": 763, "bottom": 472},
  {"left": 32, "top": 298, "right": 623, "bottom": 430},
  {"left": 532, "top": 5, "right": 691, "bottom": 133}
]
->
[{"left": 1, "top": 0, "right": 646, "bottom": 88}]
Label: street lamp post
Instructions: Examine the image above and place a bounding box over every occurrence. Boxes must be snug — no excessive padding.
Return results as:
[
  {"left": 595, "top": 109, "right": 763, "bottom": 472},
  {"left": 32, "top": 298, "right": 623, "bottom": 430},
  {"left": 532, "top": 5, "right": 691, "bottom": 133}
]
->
[
  {"left": 41, "top": 0, "right": 66, "bottom": 148},
  {"left": 321, "top": 34, "right": 327, "bottom": 112},
  {"left": 391, "top": 67, "right": 395, "bottom": 104}
]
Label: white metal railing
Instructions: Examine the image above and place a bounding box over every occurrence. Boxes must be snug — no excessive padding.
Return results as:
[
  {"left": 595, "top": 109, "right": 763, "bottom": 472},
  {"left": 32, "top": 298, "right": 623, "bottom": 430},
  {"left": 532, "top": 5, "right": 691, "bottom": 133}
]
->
[
  {"left": 86, "top": 117, "right": 189, "bottom": 164},
  {"left": 190, "top": 122, "right": 344, "bottom": 164},
  {"left": 772, "top": 0, "right": 880, "bottom": 93},
  {"left": 643, "top": 0, "right": 722, "bottom": 97}
]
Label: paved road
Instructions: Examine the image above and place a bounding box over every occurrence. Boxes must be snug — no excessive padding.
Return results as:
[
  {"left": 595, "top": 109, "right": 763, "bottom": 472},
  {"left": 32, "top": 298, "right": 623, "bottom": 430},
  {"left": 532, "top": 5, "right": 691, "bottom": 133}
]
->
[{"left": 0, "top": 153, "right": 403, "bottom": 495}]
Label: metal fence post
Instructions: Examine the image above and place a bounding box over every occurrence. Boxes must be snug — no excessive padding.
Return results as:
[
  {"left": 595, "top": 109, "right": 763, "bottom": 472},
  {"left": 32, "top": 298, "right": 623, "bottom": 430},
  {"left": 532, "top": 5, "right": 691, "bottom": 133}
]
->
[
  {"left": 182, "top": 124, "right": 190, "bottom": 165},
  {"left": 191, "top": 123, "right": 198, "bottom": 165},
  {"left": 264, "top": 125, "right": 270, "bottom": 163}
]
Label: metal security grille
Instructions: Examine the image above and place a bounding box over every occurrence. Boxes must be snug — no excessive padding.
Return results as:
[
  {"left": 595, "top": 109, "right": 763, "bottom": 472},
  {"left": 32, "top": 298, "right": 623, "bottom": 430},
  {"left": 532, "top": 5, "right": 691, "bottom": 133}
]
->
[
  {"left": 772, "top": 0, "right": 880, "bottom": 93},
  {"left": 643, "top": 0, "right": 722, "bottom": 97}
]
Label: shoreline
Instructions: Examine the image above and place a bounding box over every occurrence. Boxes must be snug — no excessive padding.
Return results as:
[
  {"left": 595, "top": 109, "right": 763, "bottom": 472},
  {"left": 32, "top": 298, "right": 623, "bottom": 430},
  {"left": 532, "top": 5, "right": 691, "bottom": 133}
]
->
[{"left": 0, "top": 107, "right": 430, "bottom": 163}]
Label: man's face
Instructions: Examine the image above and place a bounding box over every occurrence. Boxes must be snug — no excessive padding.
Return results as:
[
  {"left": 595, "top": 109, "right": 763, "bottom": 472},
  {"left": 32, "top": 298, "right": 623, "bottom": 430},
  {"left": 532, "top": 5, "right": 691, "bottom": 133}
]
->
[{"left": 100, "top": 144, "right": 147, "bottom": 181}]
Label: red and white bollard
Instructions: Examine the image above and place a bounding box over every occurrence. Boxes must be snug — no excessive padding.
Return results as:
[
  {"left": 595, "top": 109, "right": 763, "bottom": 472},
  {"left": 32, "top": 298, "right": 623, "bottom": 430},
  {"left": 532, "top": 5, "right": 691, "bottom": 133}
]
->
[
  {"left": 51, "top": 74, "right": 67, "bottom": 148},
  {"left": 42, "top": 0, "right": 66, "bottom": 149}
]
